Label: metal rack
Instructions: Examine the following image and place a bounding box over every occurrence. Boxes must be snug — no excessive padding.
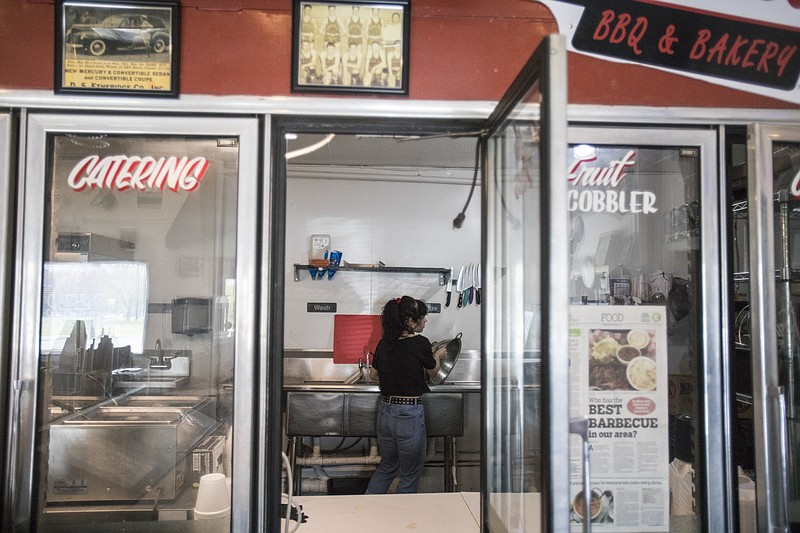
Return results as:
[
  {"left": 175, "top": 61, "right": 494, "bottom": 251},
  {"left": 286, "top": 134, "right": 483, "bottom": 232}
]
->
[
  {"left": 732, "top": 189, "right": 800, "bottom": 490},
  {"left": 293, "top": 263, "right": 451, "bottom": 285},
  {"left": 732, "top": 192, "right": 800, "bottom": 282}
]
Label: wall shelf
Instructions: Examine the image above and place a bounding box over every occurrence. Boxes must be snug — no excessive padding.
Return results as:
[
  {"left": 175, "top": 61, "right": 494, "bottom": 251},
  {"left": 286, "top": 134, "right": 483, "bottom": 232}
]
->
[{"left": 293, "top": 263, "right": 451, "bottom": 285}]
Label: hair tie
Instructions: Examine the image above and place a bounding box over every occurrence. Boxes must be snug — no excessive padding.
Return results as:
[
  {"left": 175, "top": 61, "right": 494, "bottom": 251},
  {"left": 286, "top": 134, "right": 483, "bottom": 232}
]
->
[{"left": 395, "top": 297, "right": 402, "bottom": 305}]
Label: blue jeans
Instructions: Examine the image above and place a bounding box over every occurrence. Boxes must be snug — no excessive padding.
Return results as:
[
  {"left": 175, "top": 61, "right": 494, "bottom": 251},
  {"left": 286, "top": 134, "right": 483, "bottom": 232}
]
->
[{"left": 366, "top": 402, "right": 426, "bottom": 494}]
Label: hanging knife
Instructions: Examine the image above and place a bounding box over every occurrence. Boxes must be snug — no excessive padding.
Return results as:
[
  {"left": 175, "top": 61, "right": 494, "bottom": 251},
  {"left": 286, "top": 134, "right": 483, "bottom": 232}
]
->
[
  {"left": 476, "top": 263, "right": 482, "bottom": 305},
  {"left": 445, "top": 267, "right": 454, "bottom": 307},
  {"left": 456, "top": 265, "right": 465, "bottom": 308},
  {"left": 468, "top": 263, "right": 475, "bottom": 305},
  {"left": 462, "top": 263, "right": 472, "bottom": 307}
]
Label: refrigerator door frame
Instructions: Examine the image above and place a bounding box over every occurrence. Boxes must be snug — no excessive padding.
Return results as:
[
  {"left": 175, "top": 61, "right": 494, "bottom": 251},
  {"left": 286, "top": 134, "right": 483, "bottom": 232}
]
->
[
  {"left": 746, "top": 122, "right": 800, "bottom": 533},
  {"left": 566, "top": 126, "right": 726, "bottom": 530},
  {"left": 480, "top": 34, "right": 571, "bottom": 531},
  {"left": 5, "top": 113, "right": 260, "bottom": 531},
  {"left": 0, "top": 112, "right": 16, "bottom": 530}
]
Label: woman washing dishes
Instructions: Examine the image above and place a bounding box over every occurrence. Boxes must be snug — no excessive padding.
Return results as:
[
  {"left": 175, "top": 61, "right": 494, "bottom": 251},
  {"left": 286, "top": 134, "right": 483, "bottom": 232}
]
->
[{"left": 366, "top": 296, "right": 441, "bottom": 494}]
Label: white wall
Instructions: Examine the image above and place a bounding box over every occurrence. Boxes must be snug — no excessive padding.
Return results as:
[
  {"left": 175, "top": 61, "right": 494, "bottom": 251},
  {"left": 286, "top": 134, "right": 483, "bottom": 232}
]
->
[{"left": 284, "top": 176, "right": 482, "bottom": 351}]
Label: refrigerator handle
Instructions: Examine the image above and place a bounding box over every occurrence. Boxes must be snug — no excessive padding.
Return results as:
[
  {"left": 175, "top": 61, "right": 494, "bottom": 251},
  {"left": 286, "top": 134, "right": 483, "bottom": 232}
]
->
[
  {"left": 569, "top": 417, "right": 592, "bottom": 533},
  {"left": 4, "top": 379, "right": 23, "bottom": 520},
  {"left": 775, "top": 387, "right": 790, "bottom": 530}
]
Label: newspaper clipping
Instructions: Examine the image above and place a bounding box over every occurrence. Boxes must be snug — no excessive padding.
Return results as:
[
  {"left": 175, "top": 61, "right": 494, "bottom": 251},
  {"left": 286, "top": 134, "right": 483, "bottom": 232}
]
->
[{"left": 569, "top": 305, "right": 669, "bottom": 532}]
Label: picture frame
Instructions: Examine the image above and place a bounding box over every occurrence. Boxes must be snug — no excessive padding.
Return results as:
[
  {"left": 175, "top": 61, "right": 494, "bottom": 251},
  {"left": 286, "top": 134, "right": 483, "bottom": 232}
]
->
[
  {"left": 55, "top": 0, "right": 180, "bottom": 97},
  {"left": 291, "top": 0, "right": 410, "bottom": 95}
]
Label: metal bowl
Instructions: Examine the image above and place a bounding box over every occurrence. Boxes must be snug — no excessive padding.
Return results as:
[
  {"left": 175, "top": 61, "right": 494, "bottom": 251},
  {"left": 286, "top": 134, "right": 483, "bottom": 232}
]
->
[{"left": 429, "top": 332, "right": 462, "bottom": 385}]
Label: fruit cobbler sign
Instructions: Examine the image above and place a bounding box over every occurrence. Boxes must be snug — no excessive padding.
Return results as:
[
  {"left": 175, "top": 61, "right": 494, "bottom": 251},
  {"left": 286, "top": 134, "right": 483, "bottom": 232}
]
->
[
  {"left": 540, "top": 0, "right": 800, "bottom": 104},
  {"left": 568, "top": 149, "right": 658, "bottom": 214}
]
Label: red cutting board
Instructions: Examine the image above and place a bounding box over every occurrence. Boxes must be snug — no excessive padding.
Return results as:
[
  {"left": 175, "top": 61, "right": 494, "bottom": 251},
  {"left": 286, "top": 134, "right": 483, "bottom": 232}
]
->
[{"left": 333, "top": 314, "right": 382, "bottom": 364}]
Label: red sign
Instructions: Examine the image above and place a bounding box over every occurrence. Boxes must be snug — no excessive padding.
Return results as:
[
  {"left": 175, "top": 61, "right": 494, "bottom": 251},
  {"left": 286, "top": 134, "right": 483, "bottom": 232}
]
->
[
  {"left": 542, "top": 0, "right": 800, "bottom": 104},
  {"left": 571, "top": 0, "right": 800, "bottom": 90}
]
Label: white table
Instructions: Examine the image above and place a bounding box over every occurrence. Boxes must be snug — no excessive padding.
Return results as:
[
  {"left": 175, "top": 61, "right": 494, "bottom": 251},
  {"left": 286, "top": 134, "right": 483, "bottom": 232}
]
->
[{"left": 283, "top": 492, "right": 481, "bottom": 533}]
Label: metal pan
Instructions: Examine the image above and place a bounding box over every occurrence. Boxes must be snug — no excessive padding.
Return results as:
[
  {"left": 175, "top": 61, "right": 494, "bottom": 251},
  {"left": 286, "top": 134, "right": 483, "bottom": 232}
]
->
[{"left": 429, "top": 332, "right": 463, "bottom": 385}]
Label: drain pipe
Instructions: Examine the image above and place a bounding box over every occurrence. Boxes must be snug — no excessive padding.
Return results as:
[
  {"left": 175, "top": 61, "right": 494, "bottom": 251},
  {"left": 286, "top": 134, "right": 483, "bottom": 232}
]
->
[
  {"left": 296, "top": 438, "right": 440, "bottom": 493},
  {"left": 426, "top": 438, "right": 436, "bottom": 461},
  {"left": 296, "top": 438, "right": 436, "bottom": 466},
  {"left": 300, "top": 465, "right": 330, "bottom": 494},
  {"left": 297, "top": 438, "right": 381, "bottom": 466}
]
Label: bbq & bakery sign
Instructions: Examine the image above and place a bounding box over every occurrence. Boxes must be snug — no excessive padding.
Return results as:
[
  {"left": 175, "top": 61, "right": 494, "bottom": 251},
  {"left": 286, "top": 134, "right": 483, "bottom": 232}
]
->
[{"left": 540, "top": 0, "right": 800, "bottom": 104}]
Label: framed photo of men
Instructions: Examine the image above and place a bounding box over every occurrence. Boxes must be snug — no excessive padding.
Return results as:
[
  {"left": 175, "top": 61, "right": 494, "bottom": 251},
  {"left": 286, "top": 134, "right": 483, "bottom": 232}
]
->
[{"left": 291, "top": 0, "right": 410, "bottom": 95}]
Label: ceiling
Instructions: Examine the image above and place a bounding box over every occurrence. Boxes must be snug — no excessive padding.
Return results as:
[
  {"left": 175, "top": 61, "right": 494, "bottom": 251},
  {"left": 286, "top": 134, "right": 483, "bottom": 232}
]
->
[{"left": 285, "top": 133, "right": 480, "bottom": 183}]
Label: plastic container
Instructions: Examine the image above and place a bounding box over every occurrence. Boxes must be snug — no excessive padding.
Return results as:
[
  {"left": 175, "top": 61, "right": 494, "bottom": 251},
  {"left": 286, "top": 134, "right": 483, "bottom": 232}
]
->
[
  {"left": 631, "top": 269, "right": 651, "bottom": 302},
  {"left": 195, "top": 473, "right": 231, "bottom": 520},
  {"left": 669, "top": 458, "right": 694, "bottom": 516},
  {"left": 308, "top": 234, "right": 331, "bottom": 267},
  {"left": 610, "top": 263, "right": 630, "bottom": 302}
]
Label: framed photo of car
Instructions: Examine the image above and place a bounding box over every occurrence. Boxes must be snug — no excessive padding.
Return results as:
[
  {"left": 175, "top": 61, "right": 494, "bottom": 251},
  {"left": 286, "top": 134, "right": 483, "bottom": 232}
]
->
[
  {"left": 55, "top": 0, "right": 180, "bottom": 97},
  {"left": 290, "top": 0, "right": 410, "bottom": 95}
]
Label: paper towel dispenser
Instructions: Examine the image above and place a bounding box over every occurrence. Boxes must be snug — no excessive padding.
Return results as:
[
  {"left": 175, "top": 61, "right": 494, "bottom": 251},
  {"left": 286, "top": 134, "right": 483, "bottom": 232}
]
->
[
  {"left": 172, "top": 298, "right": 213, "bottom": 335},
  {"left": 171, "top": 297, "right": 228, "bottom": 335}
]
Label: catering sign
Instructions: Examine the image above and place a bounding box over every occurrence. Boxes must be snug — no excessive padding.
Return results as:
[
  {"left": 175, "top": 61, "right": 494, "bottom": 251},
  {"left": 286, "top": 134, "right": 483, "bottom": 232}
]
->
[
  {"left": 67, "top": 155, "right": 210, "bottom": 192},
  {"left": 568, "top": 305, "right": 670, "bottom": 531},
  {"left": 540, "top": 0, "right": 800, "bottom": 105}
]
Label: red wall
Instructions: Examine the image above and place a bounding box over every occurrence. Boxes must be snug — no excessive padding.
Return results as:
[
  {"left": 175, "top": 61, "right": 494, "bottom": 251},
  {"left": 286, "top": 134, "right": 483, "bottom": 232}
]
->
[{"left": 2, "top": 0, "right": 797, "bottom": 109}]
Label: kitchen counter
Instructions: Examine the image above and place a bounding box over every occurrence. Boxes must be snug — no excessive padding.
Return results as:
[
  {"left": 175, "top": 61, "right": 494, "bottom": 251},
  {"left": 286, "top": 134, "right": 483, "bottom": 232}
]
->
[
  {"left": 283, "top": 492, "right": 482, "bottom": 533},
  {"left": 282, "top": 379, "right": 481, "bottom": 393},
  {"left": 282, "top": 348, "right": 483, "bottom": 393},
  {"left": 284, "top": 387, "right": 469, "bottom": 494}
]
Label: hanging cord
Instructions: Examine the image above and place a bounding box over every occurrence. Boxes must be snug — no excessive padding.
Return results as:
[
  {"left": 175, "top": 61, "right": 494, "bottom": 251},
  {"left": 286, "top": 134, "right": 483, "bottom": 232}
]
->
[
  {"left": 453, "top": 137, "right": 482, "bottom": 229},
  {"left": 281, "top": 451, "right": 304, "bottom": 533}
]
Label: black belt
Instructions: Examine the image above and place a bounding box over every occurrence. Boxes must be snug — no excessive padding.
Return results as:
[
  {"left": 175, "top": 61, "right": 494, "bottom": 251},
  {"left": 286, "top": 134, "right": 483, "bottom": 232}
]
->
[{"left": 382, "top": 395, "right": 422, "bottom": 405}]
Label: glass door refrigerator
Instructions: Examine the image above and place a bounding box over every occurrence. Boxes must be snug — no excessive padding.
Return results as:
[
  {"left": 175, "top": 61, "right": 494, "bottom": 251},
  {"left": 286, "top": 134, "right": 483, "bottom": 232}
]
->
[
  {"left": 481, "top": 34, "right": 572, "bottom": 532},
  {"left": 3, "top": 114, "right": 259, "bottom": 532},
  {"left": 563, "top": 126, "right": 726, "bottom": 532},
  {"left": 479, "top": 36, "right": 729, "bottom": 531},
  {"left": 738, "top": 123, "right": 800, "bottom": 532}
]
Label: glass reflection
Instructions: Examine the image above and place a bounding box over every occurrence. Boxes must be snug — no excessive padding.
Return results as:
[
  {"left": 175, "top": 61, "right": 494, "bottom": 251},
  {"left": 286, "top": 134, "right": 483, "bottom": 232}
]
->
[
  {"left": 33, "top": 133, "right": 238, "bottom": 530},
  {"left": 484, "top": 88, "right": 543, "bottom": 531},
  {"left": 567, "top": 143, "right": 702, "bottom": 532}
]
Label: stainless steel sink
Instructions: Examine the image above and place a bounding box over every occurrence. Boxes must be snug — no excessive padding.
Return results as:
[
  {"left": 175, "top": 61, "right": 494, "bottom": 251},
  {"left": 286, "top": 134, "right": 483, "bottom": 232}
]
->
[
  {"left": 286, "top": 391, "right": 463, "bottom": 437},
  {"left": 62, "top": 406, "right": 191, "bottom": 424},
  {"left": 47, "top": 395, "right": 220, "bottom": 502},
  {"left": 302, "top": 379, "right": 374, "bottom": 385}
]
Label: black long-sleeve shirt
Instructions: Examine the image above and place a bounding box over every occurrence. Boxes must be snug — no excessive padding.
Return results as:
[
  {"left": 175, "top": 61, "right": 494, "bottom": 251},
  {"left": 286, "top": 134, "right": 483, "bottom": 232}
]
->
[{"left": 372, "top": 334, "right": 436, "bottom": 397}]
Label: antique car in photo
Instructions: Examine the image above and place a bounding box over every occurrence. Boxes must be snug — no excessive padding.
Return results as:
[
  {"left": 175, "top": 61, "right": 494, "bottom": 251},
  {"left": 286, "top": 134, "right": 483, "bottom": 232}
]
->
[{"left": 65, "top": 13, "right": 170, "bottom": 56}]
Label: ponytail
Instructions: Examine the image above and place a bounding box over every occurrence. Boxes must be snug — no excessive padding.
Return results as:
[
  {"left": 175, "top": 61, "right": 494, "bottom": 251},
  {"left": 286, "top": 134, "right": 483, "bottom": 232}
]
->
[{"left": 381, "top": 295, "right": 427, "bottom": 345}]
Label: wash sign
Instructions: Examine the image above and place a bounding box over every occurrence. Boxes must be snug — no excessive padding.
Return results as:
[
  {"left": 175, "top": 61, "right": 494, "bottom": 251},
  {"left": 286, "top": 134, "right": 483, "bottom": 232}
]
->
[{"left": 541, "top": 0, "right": 800, "bottom": 104}]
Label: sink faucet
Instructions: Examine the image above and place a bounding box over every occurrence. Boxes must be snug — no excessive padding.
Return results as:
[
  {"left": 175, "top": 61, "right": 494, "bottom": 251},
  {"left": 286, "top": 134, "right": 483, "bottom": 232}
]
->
[
  {"left": 361, "top": 351, "right": 373, "bottom": 383},
  {"left": 149, "top": 339, "right": 171, "bottom": 370},
  {"left": 346, "top": 352, "right": 375, "bottom": 384}
]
